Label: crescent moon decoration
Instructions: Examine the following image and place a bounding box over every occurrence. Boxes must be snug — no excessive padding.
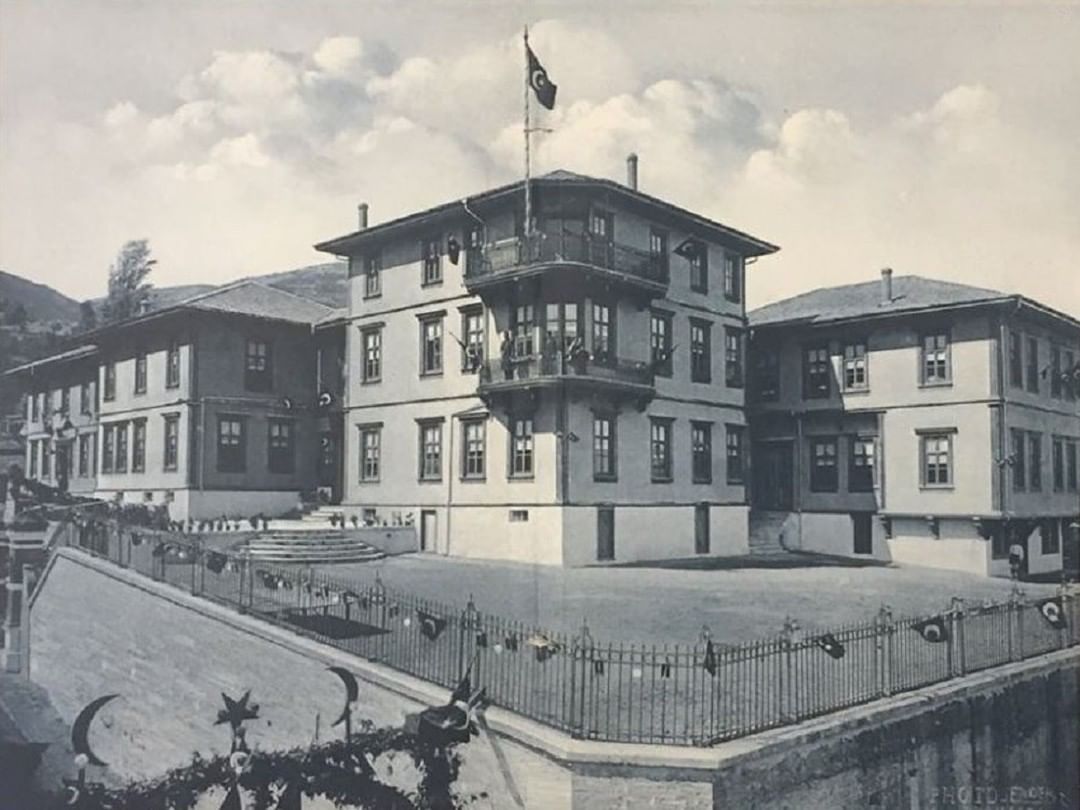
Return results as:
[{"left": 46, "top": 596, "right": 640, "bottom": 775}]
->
[
  {"left": 71, "top": 694, "right": 119, "bottom": 768},
  {"left": 328, "top": 666, "right": 359, "bottom": 728}
]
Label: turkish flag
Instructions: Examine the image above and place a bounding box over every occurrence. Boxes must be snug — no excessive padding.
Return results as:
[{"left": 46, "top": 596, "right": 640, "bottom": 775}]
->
[{"left": 526, "top": 44, "right": 557, "bottom": 110}]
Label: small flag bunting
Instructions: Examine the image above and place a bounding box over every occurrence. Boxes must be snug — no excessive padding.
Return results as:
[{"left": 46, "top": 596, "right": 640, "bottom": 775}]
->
[
  {"left": 447, "top": 235, "right": 461, "bottom": 265},
  {"left": 912, "top": 616, "right": 950, "bottom": 643},
  {"left": 417, "top": 609, "right": 447, "bottom": 641},
  {"left": 703, "top": 639, "right": 717, "bottom": 676},
  {"left": 1036, "top": 597, "right": 1067, "bottom": 630},
  {"left": 814, "top": 633, "right": 846, "bottom": 659},
  {"left": 673, "top": 237, "right": 702, "bottom": 260}
]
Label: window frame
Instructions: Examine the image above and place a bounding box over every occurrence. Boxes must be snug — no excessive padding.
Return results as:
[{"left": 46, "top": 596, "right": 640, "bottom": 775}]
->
[
  {"left": 1008, "top": 331, "right": 1023, "bottom": 388},
  {"left": 725, "top": 424, "right": 746, "bottom": 485},
  {"left": 421, "top": 237, "right": 443, "bottom": 286},
  {"left": 649, "top": 311, "right": 674, "bottom": 378},
  {"left": 689, "top": 318, "right": 712, "bottom": 384},
  {"left": 689, "top": 245, "right": 709, "bottom": 294},
  {"left": 591, "top": 301, "right": 615, "bottom": 366},
  {"left": 1052, "top": 435, "right": 1065, "bottom": 492},
  {"left": 364, "top": 252, "right": 382, "bottom": 299},
  {"left": 690, "top": 420, "right": 713, "bottom": 484},
  {"left": 103, "top": 362, "right": 116, "bottom": 402},
  {"left": 268, "top": 419, "right": 295, "bottom": 474},
  {"left": 920, "top": 331, "right": 952, "bottom": 387},
  {"left": 649, "top": 417, "right": 674, "bottom": 483},
  {"left": 460, "top": 307, "right": 485, "bottom": 374},
  {"left": 842, "top": 341, "right": 869, "bottom": 392},
  {"left": 1050, "top": 345, "right": 1063, "bottom": 398},
  {"left": 419, "top": 314, "right": 444, "bottom": 377},
  {"left": 134, "top": 349, "right": 148, "bottom": 395},
  {"left": 724, "top": 327, "right": 744, "bottom": 388},
  {"left": 848, "top": 436, "right": 876, "bottom": 493},
  {"left": 723, "top": 253, "right": 743, "bottom": 303},
  {"left": 77, "top": 433, "right": 92, "bottom": 478},
  {"left": 114, "top": 421, "right": 128, "bottom": 474},
  {"left": 1028, "top": 431, "right": 1042, "bottom": 491},
  {"left": 592, "top": 412, "right": 617, "bottom": 482},
  {"left": 1011, "top": 428, "right": 1026, "bottom": 491},
  {"left": 809, "top": 436, "right": 839, "bottom": 493},
  {"left": 460, "top": 418, "right": 487, "bottom": 481},
  {"left": 919, "top": 430, "right": 955, "bottom": 489},
  {"left": 803, "top": 343, "right": 831, "bottom": 399},
  {"left": 1025, "top": 336, "right": 1039, "bottom": 393},
  {"left": 649, "top": 228, "right": 669, "bottom": 277},
  {"left": 216, "top": 415, "right": 246, "bottom": 474},
  {"left": 361, "top": 326, "right": 382, "bottom": 384},
  {"left": 509, "top": 416, "right": 535, "bottom": 479},
  {"left": 417, "top": 419, "right": 443, "bottom": 482},
  {"left": 131, "top": 419, "right": 146, "bottom": 473},
  {"left": 1041, "top": 519, "right": 1061, "bottom": 555},
  {"left": 166, "top": 340, "right": 181, "bottom": 389},
  {"left": 1066, "top": 438, "right": 1078, "bottom": 492},
  {"left": 163, "top": 414, "right": 179, "bottom": 472},
  {"left": 244, "top": 339, "right": 273, "bottom": 393},
  {"left": 359, "top": 424, "right": 382, "bottom": 482},
  {"left": 101, "top": 425, "right": 114, "bottom": 474}
]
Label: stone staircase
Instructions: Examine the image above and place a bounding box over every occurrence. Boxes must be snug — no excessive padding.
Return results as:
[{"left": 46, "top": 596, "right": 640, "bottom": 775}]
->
[
  {"left": 748, "top": 510, "right": 793, "bottom": 556},
  {"left": 232, "top": 528, "right": 385, "bottom": 564}
]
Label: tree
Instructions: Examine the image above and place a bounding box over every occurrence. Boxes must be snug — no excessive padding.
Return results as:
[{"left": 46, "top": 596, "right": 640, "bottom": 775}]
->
[
  {"left": 78, "top": 300, "right": 98, "bottom": 333},
  {"left": 101, "top": 239, "right": 156, "bottom": 324}
]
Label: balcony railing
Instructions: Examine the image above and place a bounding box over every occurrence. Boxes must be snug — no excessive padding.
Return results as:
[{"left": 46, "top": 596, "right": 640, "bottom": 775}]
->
[
  {"left": 468, "top": 232, "right": 669, "bottom": 288},
  {"left": 478, "top": 350, "right": 655, "bottom": 394}
]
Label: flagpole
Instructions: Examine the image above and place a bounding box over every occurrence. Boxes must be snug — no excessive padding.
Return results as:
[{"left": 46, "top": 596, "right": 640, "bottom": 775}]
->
[{"left": 523, "top": 24, "right": 532, "bottom": 239}]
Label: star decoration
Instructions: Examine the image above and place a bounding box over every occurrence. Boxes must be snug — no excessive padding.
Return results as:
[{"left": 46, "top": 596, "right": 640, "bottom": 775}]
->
[{"left": 216, "top": 690, "right": 260, "bottom": 730}]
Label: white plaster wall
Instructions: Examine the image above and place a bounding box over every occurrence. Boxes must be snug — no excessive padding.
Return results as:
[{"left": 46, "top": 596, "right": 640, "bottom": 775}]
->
[
  {"left": 887, "top": 518, "right": 989, "bottom": 576},
  {"left": 796, "top": 512, "right": 890, "bottom": 560}
]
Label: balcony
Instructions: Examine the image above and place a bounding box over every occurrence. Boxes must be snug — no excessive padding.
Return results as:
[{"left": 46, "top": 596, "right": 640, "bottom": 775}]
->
[
  {"left": 477, "top": 351, "right": 655, "bottom": 409},
  {"left": 466, "top": 232, "right": 669, "bottom": 298}
]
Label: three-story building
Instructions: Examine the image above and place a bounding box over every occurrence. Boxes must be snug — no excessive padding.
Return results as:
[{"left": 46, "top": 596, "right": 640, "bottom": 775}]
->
[{"left": 315, "top": 165, "right": 779, "bottom": 564}]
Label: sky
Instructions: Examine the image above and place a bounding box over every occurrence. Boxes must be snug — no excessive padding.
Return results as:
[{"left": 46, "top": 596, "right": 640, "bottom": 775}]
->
[{"left": 1, "top": 0, "right": 1079, "bottom": 312}]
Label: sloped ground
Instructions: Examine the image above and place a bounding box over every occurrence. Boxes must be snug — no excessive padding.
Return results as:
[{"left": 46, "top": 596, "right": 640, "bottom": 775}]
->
[{"left": 303, "top": 555, "right": 1061, "bottom": 644}]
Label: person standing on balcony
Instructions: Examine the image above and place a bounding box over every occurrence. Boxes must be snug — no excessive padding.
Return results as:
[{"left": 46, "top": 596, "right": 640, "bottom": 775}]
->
[{"left": 500, "top": 331, "right": 515, "bottom": 380}]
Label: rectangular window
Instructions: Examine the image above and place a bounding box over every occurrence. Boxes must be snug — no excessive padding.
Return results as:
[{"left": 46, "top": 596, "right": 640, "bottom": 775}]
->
[
  {"left": 60, "top": 386, "right": 70, "bottom": 415},
  {"left": 245, "top": 339, "right": 272, "bottom": 392},
  {"left": 810, "top": 437, "right": 839, "bottom": 492},
  {"left": 364, "top": 253, "right": 382, "bottom": 298},
  {"left": 723, "top": 254, "right": 742, "bottom": 302},
  {"left": 691, "top": 421, "right": 712, "bottom": 483},
  {"left": 1029, "top": 431, "right": 1042, "bottom": 491},
  {"left": 754, "top": 349, "right": 780, "bottom": 401},
  {"left": 166, "top": 340, "right": 181, "bottom": 388},
  {"left": 361, "top": 327, "right": 382, "bottom": 383},
  {"left": 921, "top": 332, "right": 951, "bottom": 385},
  {"left": 649, "top": 311, "right": 673, "bottom": 377},
  {"left": 689, "top": 247, "right": 708, "bottom": 293},
  {"left": 101, "top": 426, "right": 114, "bottom": 474},
  {"left": 1041, "top": 520, "right": 1061, "bottom": 555},
  {"left": 991, "top": 527, "right": 1009, "bottom": 559},
  {"left": 217, "top": 417, "right": 245, "bottom": 473},
  {"left": 690, "top": 319, "right": 711, "bottom": 383},
  {"left": 1065, "top": 350, "right": 1077, "bottom": 401},
  {"left": 114, "top": 422, "right": 128, "bottom": 473},
  {"left": 1050, "top": 346, "right": 1063, "bottom": 398},
  {"left": 359, "top": 425, "right": 381, "bottom": 482},
  {"left": 724, "top": 327, "right": 744, "bottom": 388},
  {"left": 461, "top": 419, "right": 486, "bottom": 479},
  {"left": 30, "top": 392, "right": 40, "bottom": 422},
  {"left": 28, "top": 440, "right": 38, "bottom": 478},
  {"left": 80, "top": 381, "right": 93, "bottom": 415},
  {"left": 1011, "top": 428, "right": 1026, "bottom": 490},
  {"left": 725, "top": 424, "right": 745, "bottom": 484},
  {"left": 132, "top": 419, "right": 146, "bottom": 473},
  {"left": 422, "top": 238, "right": 442, "bottom": 285},
  {"left": 104, "top": 362, "right": 116, "bottom": 401},
  {"left": 461, "top": 309, "right": 485, "bottom": 372},
  {"left": 420, "top": 316, "right": 444, "bottom": 376},
  {"left": 268, "top": 420, "right": 295, "bottom": 474},
  {"left": 40, "top": 439, "right": 50, "bottom": 478},
  {"left": 510, "top": 417, "right": 534, "bottom": 478},
  {"left": 843, "top": 342, "right": 868, "bottom": 391},
  {"left": 1026, "top": 336, "right": 1039, "bottom": 393},
  {"left": 921, "top": 432, "right": 953, "bottom": 488},
  {"left": 418, "top": 421, "right": 443, "bottom": 481},
  {"left": 1052, "top": 435, "right": 1065, "bottom": 492},
  {"left": 848, "top": 437, "right": 875, "bottom": 492},
  {"left": 134, "top": 350, "right": 147, "bottom": 394},
  {"left": 650, "top": 418, "right": 673, "bottom": 482},
  {"left": 1066, "top": 439, "right": 1078, "bottom": 492},
  {"left": 590, "top": 210, "right": 612, "bottom": 241},
  {"left": 512, "top": 303, "right": 535, "bottom": 357},
  {"left": 804, "top": 344, "right": 830, "bottom": 398},
  {"left": 593, "top": 414, "right": 616, "bottom": 481},
  {"left": 1008, "top": 331, "right": 1023, "bottom": 388},
  {"left": 78, "top": 433, "right": 90, "bottom": 477},
  {"left": 591, "top": 302, "right": 614, "bottom": 365},
  {"left": 163, "top": 415, "right": 179, "bottom": 472},
  {"left": 649, "top": 229, "right": 669, "bottom": 276}
]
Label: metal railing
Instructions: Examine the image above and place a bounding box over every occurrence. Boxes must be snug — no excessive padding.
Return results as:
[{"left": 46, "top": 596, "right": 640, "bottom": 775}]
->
[
  {"left": 470, "top": 232, "right": 669, "bottom": 286},
  {"left": 59, "top": 522, "right": 1080, "bottom": 747},
  {"left": 478, "top": 351, "right": 654, "bottom": 390}
]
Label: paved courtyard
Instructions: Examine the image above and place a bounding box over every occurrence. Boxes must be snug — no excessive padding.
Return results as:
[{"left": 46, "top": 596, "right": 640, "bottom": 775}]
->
[{"left": 300, "top": 554, "right": 1061, "bottom": 645}]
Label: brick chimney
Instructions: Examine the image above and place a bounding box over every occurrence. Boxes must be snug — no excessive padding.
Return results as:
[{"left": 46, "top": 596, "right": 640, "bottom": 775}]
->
[
  {"left": 626, "top": 153, "right": 638, "bottom": 191},
  {"left": 880, "top": 267, "right": 894, "bottom": 305},
  {"left": 357, "top": 203, "right": 369, "bottom": 230}
]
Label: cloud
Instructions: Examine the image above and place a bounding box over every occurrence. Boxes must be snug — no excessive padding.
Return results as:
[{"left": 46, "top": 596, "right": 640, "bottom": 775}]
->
[{"left": 2, "top": 21, "right": 1078, "bottom": 318}]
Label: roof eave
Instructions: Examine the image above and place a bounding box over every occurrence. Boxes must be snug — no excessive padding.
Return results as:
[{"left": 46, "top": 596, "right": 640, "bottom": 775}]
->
[{"left": 749, "top": 296, "right": 1018, "bottom": 331}]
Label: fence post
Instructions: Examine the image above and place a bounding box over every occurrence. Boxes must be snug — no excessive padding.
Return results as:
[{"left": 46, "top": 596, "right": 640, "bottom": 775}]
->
[
  {"left": 576, "top": 622, "right": 592, "bottom": 739},
  {"left": 1059, "top": 585, "right": 1071, "bottom": 650},
  {"left": 780, "top": 616, "right": 797, "bottom": 723},
  {"left": 459, "top": 595, "right": 476, "bottom": 679},
  {"left": 877, "top": 605, "right": 893, "bottom": 698},
  {"left": 1008, "top": 584, "right": 1023, "bottom": 662},
  {"left": 950, "top": 597, "right": 966, "bottom": 677}
]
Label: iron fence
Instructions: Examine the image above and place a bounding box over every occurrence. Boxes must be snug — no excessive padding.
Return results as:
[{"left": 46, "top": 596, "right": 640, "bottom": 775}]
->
[{"left": 59, "top": 521, "right": 1080, "bottom": 747}]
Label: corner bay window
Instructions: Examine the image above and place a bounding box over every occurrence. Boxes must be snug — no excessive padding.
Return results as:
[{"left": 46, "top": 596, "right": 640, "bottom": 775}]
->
[
  {"left": 461, "top": 419, "right": 486, "bottom": 479},
  {"left": 510, "top": 417, "right": 534, "bottom": 477},
  {"left": 245, "top": 339, "right": 272, "bottom": 392},
  {"left": 359, "top": 425, "right": 381, "bottom": 482},
  {"left": 809, "top": 437, "right": 838, "bottom": 492},
  {"left": 217, "top": 416, "right": 245, "bottom": 473},
  {"left": 593, "top": 414, "right": 616, "bottom": 480},
  {"left": 919, "top": 431, "right": 954, "bottom": 488},
  {"left": 650, "top": 418, "right": 673, "bottom": 482}
]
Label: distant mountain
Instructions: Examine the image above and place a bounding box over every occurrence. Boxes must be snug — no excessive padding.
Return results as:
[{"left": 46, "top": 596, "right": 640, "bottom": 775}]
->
[{"left": 0, "top": 270, "right": 81, "bottom": 325}]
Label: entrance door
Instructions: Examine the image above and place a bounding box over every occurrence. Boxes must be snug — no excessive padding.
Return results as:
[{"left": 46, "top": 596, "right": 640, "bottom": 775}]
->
[
  {"left": 420, "top": 510, "right": 437, "bottom": 552},
  {"left": 752, "top": 442, "right": 794, "bottom": 511},
  {"left": 852, "top": 513, "right": 873, "bottom": 554},
  {"left": 694, "top": 504, "right": 710, "bottom": 554},
  {"left": 597, "top": 506, "right": 615, "bottom": 561}
]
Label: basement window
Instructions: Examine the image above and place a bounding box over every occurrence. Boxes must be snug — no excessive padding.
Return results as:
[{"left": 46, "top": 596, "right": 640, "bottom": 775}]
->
[{"left": 509, "top": 509, "right": 529, "bottom": 523}]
